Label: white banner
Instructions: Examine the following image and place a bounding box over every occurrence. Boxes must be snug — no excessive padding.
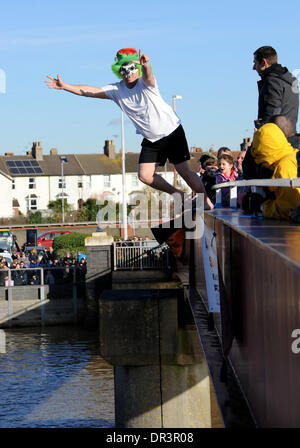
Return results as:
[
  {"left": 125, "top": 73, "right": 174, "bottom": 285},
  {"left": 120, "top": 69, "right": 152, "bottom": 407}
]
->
[{"left": 201, "top": 224, "right": 220, "bottom": 313}]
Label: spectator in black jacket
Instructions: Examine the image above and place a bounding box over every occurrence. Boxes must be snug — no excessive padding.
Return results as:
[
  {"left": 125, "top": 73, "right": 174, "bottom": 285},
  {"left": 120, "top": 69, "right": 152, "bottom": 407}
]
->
[{"left": 253, "top": 46, "right": 299, "bottom": 146}]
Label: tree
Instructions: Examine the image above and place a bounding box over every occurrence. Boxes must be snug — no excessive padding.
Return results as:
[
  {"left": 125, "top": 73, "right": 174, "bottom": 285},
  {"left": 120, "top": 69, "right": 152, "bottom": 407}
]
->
[
  {"left": 76, "top": 198, "right": 98, "bottom": 221},
  {"left": 48, "top": 199, "right": 73, "bottom": 220},
  {"left": 27, "top": 211, "right": 55, "bottom": 224}
]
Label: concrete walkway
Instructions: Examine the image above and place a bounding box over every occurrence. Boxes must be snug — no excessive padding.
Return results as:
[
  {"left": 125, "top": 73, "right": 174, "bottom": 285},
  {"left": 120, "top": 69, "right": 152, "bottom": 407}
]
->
[
  {"left": 0, "top": 297, "right": 45, "bottom": 326},
  {"left": 0, "top": 295, "right": 84, "bottom": 328}
]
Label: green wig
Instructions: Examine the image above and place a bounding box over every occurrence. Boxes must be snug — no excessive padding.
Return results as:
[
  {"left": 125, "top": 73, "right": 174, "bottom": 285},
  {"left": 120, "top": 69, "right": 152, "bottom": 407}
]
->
[{"left": 111, "top": 48, "right": 142, "bottom": 79}]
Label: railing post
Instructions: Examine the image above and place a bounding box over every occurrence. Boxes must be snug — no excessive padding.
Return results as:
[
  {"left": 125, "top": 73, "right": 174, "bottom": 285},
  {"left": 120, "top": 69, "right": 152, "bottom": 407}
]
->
[
  {"left": 7, "top": 269, "right": 13, "bottom": 327},
  {"left": 40, "top": 267, "right": 45, "bottom": 301},
  {"left": 215, "top": 188, "right": 222, "bottom": 208},
  {"left": 113, "top": 242, "right": 117, "bottom": 271},
  {"left": 140, "top": 241, "right": 143, "bottom": 270},
  {"left": 73, "top": 267, "right": 78, "bottom": 324},
  {"left": 230, "top": 186, "right": 237, "bottom": 208},
  {"left": 40, "top": 267, "right": 45, "bottom": 325}
]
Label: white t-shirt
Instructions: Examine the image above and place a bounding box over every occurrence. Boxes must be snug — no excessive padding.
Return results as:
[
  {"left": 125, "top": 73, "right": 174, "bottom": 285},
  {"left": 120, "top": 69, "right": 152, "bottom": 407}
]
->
[{"left": 102, "top": 77, "right": 181, "bottom": 142}]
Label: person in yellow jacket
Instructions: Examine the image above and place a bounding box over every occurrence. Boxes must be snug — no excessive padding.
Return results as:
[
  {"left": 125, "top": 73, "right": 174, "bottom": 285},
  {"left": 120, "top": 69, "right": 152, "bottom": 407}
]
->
[{"left": 250, "top": 119, "right": 300, "bottom": 220}]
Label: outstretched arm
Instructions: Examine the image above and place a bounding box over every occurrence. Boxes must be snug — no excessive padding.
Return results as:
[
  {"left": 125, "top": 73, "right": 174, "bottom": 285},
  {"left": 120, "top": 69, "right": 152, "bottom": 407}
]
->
[
  {"left": 45, "top": 74, "right": 109, "bottom": 99},
  {"left": 133, "top": 50, "right": 155, "bottom": 88}
]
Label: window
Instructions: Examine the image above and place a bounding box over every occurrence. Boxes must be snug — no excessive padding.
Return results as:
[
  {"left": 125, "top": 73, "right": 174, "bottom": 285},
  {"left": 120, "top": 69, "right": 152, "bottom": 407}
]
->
[
  {"left": 12, "top": 179, "right": 15, "bottom": 190},
  {"left": 44, "top": 233, "right": 55, "bottom": 241},
  {"left": 131, "top": 174, "right": 138, "bottom": 188},
  {"left": 58, "top": 177, "right": 66, "bottom": 189},
  {"left": 103, "top": 175, "right": 111, "bottom": 188},
  {"left": 29, "top": 177, "right": 36, "bottom": 189},
  {"left": 56, "top": 193, "right": 68, "bottom": 199},
  {"left": 26, "top": 194, "right": 38, "bottom": 212},
  {"left": 30, "top": 199, "right": 37, "bottom": 210},
  {"left": 78, "top": 176, "right": 83, "bottom": 188}
]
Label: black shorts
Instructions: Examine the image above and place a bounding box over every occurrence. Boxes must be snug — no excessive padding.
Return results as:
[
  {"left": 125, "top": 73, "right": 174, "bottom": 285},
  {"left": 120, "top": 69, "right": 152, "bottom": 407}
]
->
[{"left": 139, "top": 125, "right": 190, "bottom": 166}]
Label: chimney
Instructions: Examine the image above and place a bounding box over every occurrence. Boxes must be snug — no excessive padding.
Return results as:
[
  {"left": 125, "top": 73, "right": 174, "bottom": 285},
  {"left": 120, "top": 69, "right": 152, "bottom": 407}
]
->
[
  {"left": 32, "top": 141, "right": 43, "bottom": 161},
  {"left": 4, "top": 152, "right": 14, "bottom": 156},
  {"left": 103, "top": 140, "right": 115, "bottom": 158},
  {"left": 50, "top": 148, "right": 58, "bottom": 156}
]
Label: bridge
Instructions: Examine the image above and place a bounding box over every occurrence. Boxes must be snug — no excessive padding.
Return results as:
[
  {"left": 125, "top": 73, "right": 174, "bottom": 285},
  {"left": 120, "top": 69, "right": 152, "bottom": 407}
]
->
[
  {"left": 189, "top": 207, "right": 300, "bottom": 427},
  {"left": 1, "top": 180, "right": 299, "bottom": 428},
  {"left": 92, "top": 179, "right": 300, "bottom": 428}
]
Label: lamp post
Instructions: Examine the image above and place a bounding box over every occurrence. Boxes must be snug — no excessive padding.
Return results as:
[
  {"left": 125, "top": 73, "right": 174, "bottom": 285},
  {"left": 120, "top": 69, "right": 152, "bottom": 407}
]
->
[
  {"left": 172, "top": 95, "right": 182, "bottom": 188},
  {"left": 121, "top": 111, "right": 128, "bottom": 241},
  {"left": 60, "top": 156, "right": 68, "bottom": 224}
]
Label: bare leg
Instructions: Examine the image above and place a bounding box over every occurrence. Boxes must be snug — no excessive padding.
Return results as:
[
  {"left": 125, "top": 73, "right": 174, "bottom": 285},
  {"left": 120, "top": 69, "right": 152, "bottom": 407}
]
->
[
  {"left": 138, "top": 162, "right": 214, "bottom": 210},
  {"left": 174, "top": 161, "right": 214, "bottom": 209},
  {"left": 138, "top": 162, "right": 184, "bottom": 197}
]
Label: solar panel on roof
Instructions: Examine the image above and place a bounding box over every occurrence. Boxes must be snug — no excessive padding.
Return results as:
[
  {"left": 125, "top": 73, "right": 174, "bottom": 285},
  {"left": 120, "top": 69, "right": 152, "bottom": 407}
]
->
[{"left": 5, "top": 159, "right": 44, "bottom": 175}]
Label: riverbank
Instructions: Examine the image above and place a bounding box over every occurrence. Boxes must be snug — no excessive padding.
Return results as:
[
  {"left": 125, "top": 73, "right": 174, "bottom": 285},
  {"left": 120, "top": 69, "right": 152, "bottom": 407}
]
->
[{"left": 0, "top": 295, "right": 85, "bottom": 328}]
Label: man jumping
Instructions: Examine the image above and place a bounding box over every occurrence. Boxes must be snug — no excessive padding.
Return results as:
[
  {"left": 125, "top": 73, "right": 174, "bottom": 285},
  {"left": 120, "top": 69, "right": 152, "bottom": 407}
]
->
[{"left": 45, "top": 48, "right": 213, "bottom": 210}]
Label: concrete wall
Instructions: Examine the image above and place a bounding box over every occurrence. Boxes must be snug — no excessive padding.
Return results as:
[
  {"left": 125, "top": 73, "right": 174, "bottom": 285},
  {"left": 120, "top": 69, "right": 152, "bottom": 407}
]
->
[
  {"left": 99, "top": 286, "right": 223, "bottom": 428},
  {"left": 0, "top": 173, "right": 12, "bottom": 217},
  {"left": 198, "top": 210, "right": 300, "bottom": 427}
]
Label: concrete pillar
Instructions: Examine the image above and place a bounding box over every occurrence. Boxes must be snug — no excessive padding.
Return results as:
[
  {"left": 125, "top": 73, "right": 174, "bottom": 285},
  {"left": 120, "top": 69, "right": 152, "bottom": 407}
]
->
[
  {"left": 114, "top": 362, "right": 213, "bottom": 428},
  {"left": 84, "top": 231, "right": 113, "bottom": 327},
  {"left": 99, "top": 288, "right": 216, "bottom": 428}
]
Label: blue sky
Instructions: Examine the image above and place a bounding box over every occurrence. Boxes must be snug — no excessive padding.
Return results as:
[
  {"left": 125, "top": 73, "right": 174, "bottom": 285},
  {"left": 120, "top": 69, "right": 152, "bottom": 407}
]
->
[{"left": 0, "top": 0, "right": 299, "bottom": 157}]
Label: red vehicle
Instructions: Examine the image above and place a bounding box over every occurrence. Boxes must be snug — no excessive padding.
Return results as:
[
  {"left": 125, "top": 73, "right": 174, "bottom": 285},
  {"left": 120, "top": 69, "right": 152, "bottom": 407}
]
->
[{"left": 37, "top": 230, "right": 72, "bottom": 247}]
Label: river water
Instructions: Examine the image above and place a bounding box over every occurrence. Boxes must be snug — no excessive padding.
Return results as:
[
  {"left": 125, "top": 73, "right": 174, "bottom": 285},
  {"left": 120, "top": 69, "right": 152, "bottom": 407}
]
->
[{"left": 0, "top": 325, "right": 115, "bottom": 428}]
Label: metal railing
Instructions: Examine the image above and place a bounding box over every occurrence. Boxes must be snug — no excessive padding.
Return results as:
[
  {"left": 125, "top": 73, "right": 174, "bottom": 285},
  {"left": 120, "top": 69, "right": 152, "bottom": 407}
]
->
[
  {"left": 113, "top": 240, "right": 170, "bottom": 271},
  {"left": 0, "top": 266, "right": 86, "bottom": 287},
  {"left": 211, "top": 177, "right": 300, "bottom": 208},
  {"left": 0, "top": 266, "right": 86, "bottom": 326}
]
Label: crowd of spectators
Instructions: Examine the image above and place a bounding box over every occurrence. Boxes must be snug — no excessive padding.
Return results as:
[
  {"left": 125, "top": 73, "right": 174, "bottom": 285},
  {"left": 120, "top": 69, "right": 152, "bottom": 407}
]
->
[
  {"left": 0, "top": 247, "right": 87, "bottom": 286},
  {"left": 198, "top": 146, "right": 247, "bottom": 207},
  {"left": 198, "top": 46, "right": 300, "bottom": 222},
  {"left": 114, "top": 236, "right": 152, "bottom": 247},
  {"left": 199, "top": 120, "right": 300, "bottom": 222}
]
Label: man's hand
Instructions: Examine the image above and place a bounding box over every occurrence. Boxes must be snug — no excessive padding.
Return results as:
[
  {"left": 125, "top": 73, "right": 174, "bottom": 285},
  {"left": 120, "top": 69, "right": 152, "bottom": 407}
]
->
[
  {"left": 45, "top": 74, "right": 64, "bottom": 90},
  {"left": 132, "top": 49, "right": 150, "bottom": 66},
  {"left": 133, "top": 49, "right": 155, "bottom": 87},
  {"left": 44, "top": 75, "right": 108, "bottom": 98}
]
